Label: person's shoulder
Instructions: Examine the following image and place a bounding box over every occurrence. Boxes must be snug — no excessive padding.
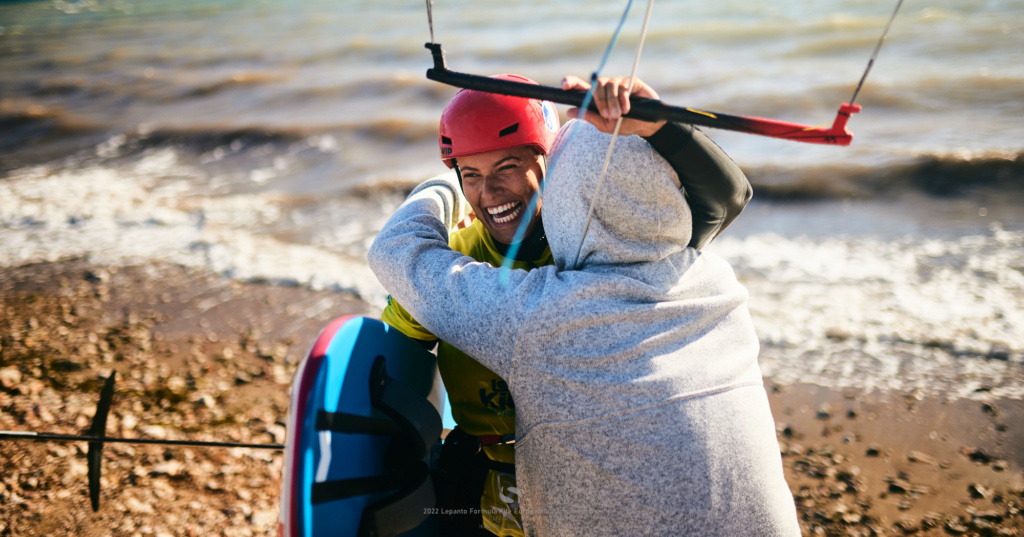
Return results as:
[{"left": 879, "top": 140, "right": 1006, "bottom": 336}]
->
[
  {"left": 449, "top": 219, "right": 493, "bottom": 256},
  {"left": 682, "top": 249, "right": 745, "bottom": 292}
]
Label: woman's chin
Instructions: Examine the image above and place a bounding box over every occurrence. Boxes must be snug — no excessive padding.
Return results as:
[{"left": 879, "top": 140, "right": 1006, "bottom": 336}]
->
[{"left": 486, "top": 215, "right": 532, "bottom": 246}]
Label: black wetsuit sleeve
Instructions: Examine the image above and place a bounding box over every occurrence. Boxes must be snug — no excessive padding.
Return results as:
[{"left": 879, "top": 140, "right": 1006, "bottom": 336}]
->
[{"left": 644, "top": 122, "right": 752, "bottom": 249}]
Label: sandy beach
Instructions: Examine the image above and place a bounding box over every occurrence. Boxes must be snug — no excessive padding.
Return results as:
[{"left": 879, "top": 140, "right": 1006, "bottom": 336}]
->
[{"left": 1, "top": 260, "right": 1021, "bottom": 536}]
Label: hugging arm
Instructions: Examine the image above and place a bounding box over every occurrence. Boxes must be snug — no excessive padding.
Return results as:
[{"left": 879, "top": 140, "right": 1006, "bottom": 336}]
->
[
  {"left": 644, "top": 123, "right": 752, "bottom": 249},
  {"left": 367, "top": 174, "right": 543, "bottom": 380}
]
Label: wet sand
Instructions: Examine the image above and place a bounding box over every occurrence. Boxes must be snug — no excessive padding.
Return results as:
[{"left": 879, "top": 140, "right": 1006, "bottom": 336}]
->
[
  {"left": 1, "top": 260, "right": 1022, "bottom": 536},
  {"left": 769, "top": 384, "right": 1024, "bottom": 535}
]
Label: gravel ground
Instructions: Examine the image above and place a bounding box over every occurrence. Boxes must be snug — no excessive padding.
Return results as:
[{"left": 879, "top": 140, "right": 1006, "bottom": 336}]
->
[
  {"left": 768, "top": 384, "right": 1024, "bottom": 536},
  {"left": 0, "top": 260, "right": 367, "bottom": 536},
  {"left": 1, "top": 260, "right": 1022, "bottom": 536}
]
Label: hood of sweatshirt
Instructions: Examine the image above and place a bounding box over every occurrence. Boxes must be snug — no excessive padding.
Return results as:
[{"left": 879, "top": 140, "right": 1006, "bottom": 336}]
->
[{"left": 542, "top": 120, "right": 692, "bottom": 271}]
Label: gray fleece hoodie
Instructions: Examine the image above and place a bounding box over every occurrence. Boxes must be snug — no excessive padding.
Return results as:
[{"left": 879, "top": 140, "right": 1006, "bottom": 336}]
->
[{"left": 368, "top": 120, "right": 799, "bottom": 536}]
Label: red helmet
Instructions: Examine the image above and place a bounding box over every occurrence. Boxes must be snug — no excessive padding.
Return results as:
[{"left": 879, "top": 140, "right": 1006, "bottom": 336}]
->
[{"left": 438, "top": 74, "right": 560, "bottom": 168}]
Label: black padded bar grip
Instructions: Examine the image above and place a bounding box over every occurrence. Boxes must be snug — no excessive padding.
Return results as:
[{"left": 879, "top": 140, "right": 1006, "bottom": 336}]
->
[{"left": 425, "top": 42, "right": 743, "bottom": 131}]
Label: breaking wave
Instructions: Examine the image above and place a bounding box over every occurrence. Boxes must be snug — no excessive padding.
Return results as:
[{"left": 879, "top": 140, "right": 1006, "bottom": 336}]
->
[{"left": 747, "top": 150, "right": 1024, "bottom": 200}]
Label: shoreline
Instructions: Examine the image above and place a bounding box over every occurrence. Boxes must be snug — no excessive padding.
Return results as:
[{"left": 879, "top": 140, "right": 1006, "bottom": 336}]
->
[{"left": 1, "top": 260, "right": 1022, "bottom": 535}]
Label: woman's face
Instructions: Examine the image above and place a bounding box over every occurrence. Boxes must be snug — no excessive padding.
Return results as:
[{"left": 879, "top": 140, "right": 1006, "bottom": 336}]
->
[{"left": 457, "top": 146, "right": 545, "bottom": 245}]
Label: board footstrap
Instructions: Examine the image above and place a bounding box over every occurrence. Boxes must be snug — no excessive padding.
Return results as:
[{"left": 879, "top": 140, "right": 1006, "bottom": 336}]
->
[
  {"left": 315, "top": 410, "right": 403, "bottom": 436},
  {"left": 368, "top": 355, "right": 443, "bottom": 461},
  {"left": 359, "top": 462, "right": 434, "bottom": 537},
  {"left": 310, "top": 462, "right": 424, "bottom": 505}
]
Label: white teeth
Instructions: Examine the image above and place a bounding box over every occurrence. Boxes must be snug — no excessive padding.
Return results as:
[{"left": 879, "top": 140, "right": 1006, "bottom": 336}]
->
[
  {"left": 492, "top": 204, "right": 522, "bottom": 224},
  {"left": 486, "top": 201, "right": 523, "bottom": 225},
  {"left": 487, "top": 201, "right": 518, "bottom": 215}
]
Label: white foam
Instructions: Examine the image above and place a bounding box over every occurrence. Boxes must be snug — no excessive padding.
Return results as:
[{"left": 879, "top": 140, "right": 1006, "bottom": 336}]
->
[
  {"left": 0, "top": 152, "right": 390, "bottom": 308},
  {"left": 707, "top": 229, "right": 1024, "bottom": 400}
]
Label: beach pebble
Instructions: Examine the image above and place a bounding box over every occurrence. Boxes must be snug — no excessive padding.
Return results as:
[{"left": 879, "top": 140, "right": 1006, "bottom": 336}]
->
[
  {"left": 945, "top": 518, "right": 969, "bottom": 534},
  {"left": 888, "top": 478, "right": 913, "bottom": 494},
  {"left": 264, "top": 423, "right": 286, "bottom": 444},
  {"left": 251, "top": 508, "right": 277, "bottom": 528},
  {"left": 0, "top": 367, "right": 23, "bottom": 391},
  {"left": 907, "top": 450, "right": 937, "bottom": 465},
  {"left": 988, "top": 342, "right": 1012, "bottom": 361},
  {"left": 141, "top": 425, "right": 168, "bottom": 439},
  {"left": 969, "top": 483, "right": 992, "bottom": 499},
  {"left": 191, "top": 393, "right": 217, "bottom": 409},
  {"left": 825, "top": 327, "right": 851, "bottom": 341},
  {"left": 124, "top": 496, "right": 155, "bottom": 515},
  {"left": 893, "top": 518, "right": 918, "bottom": 533},
  {"left": 970, "top": 518, "right": 995, "bottom": 532},
  {"left": 34, "top": 404, "right": 55, "bottom": 423},
  {"left": 121, "top": 412, "right": 139, "bottom": 431},
  {"left": 167, "top": 376, "right": 187, "bottom": 393},
  {"left": 84, "top": 269, "right": 109, "bottom": 283},
  {"left": 841, "top": 512, "right": 861, "bottom": 524},
  {"left": 272, "top": 364, "right": 291, "bottom": 384},
  {"left": 961, "top": 447, "right": 993, "bottom": 464},
  {"left": 969, "top": 509, "right": 1003, "bottom": 523},
  {"left": 836, "top": 465, "right": 861, "bottom": 480},
  {"left": 149, "top": 461, "right": 185, "bottom": 477},
  {"left": 815, "top": 403, "right": 832, "bottom": 420},
  {"left": 921, "top": 512, "right": 942, "bottom": 528}
]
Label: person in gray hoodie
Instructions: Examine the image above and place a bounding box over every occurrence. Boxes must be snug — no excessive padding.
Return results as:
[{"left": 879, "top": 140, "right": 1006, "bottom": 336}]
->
[{"left": 368, "top": 88, "right": 800, "bottom": 535}]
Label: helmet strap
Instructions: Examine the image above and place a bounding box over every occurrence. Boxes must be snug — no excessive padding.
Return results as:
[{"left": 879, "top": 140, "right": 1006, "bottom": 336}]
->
[
  {"left": 539, "top": 153, "right": 547, "bottom": 185},
  {"left": 451, "top": 159, "right": 464, "bottom": 191}
]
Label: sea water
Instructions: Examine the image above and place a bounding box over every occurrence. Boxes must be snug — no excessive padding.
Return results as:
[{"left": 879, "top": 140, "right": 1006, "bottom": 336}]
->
[{"left": 1, "top": 0, "right": 1022, "bottom": 398}]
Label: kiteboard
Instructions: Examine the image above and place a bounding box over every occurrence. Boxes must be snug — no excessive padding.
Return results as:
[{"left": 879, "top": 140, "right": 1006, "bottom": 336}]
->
[{"left": 279, "top": 315, "right": 456, "bottom": 537}]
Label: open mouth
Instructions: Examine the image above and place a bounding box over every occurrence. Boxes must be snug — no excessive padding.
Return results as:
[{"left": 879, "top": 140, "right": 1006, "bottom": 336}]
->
[{"left": 486, "top": 201, "right": 523, "bottom": 225}]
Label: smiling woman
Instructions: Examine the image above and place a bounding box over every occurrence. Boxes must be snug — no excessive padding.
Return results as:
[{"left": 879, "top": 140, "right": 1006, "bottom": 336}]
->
[
  {"left": 457, "top": 146, "right": 545, "bottom": 245},
  {"left": 437, "top": 74, "right": 560, "bottom": 248}
]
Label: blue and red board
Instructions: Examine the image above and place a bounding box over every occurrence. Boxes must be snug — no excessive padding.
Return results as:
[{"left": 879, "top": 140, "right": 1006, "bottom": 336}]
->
[{"left": 279, "top": 316, "right": 456, "bottom": 537}]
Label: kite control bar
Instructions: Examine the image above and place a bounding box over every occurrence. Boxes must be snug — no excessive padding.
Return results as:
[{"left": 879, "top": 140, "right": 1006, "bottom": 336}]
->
[{"left": 425, "top": 43, "right": 860, "bottom": 146}]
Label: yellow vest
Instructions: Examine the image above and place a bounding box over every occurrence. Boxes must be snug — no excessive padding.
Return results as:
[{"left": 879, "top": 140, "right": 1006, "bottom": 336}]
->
[{"left": 380, "top": 218, "right": 552, "bottom": 465}]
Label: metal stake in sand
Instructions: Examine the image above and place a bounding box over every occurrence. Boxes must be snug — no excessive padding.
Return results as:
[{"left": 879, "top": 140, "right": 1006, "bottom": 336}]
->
[{"left": 0, "top": 372, "right": 284, "bottom": 512}]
